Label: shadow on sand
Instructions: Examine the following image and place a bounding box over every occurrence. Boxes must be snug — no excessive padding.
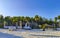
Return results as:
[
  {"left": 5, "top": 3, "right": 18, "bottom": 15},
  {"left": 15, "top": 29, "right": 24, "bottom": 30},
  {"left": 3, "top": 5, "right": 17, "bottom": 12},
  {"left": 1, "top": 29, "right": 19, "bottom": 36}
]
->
[
  {"left": 30, "top": 34, "right": 60, "bottom": 37},
  {"left": 0, "top": 32, "right": 23, "bottom": 38}
]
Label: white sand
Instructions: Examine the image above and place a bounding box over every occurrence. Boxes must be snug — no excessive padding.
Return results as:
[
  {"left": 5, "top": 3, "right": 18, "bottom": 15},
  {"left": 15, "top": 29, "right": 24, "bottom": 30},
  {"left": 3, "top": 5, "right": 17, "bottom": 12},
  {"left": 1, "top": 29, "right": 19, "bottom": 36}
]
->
[{"left": 0, "top": 29, "right": 60, "bottom": 38}]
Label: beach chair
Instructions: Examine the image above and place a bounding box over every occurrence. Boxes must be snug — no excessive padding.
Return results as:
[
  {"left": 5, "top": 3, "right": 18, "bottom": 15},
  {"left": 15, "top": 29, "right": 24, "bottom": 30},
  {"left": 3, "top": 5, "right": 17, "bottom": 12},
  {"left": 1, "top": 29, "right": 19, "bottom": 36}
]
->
[{"left": 9, "top": 26, "right": 16, "bottom": 31}]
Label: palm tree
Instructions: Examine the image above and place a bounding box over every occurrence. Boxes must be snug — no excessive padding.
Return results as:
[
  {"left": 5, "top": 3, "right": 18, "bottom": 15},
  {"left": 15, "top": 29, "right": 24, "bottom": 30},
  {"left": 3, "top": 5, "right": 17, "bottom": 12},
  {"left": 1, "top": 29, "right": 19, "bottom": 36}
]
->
[
  {"left": 54, "top": 17, "right": 57, "bottom": 23},
  {"left": 34, "top": 15, "right": 40, "bottom": 23},
  {"left": 0, "top": 15, "right": 4, "bottom": 28},
  {"left": 42, "top": 24, "right": 46, "bottom": 31},
  {"left": 25, "top": 16, "right": 31, "bottom": 22},
  {"left": 20, "top": 16, "right": 25, "bottom": 22},
  {"left": 58, "top": 15, "right": 60, "bottom": 21},
  {"left": 4, "top": 16, "right": 12, "bottom": 26},
  {"left": 48, "top": 18, "right": 53, "bottom": 25},
  {"left": 54, "top": 17, "right": 58, "bottom": 30},
  {"left": 58, "top": 15, "right": 60, "bottom": 27}
]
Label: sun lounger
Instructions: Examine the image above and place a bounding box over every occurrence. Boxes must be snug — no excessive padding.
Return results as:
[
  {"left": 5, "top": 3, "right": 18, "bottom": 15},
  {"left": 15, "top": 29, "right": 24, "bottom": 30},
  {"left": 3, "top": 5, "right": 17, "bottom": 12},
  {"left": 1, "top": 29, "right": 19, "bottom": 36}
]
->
[
  {"left": 56, "top": 28, "right": 60, "bottom": 31},
  {"left": 23, "top": 26, "right": 31, "bottom": 30},
  {"left": 4, "top": 26, "right": 9, "bottom": 29},
  {"left": 9, "top": 26, "right": 16, "bottom": 31}
]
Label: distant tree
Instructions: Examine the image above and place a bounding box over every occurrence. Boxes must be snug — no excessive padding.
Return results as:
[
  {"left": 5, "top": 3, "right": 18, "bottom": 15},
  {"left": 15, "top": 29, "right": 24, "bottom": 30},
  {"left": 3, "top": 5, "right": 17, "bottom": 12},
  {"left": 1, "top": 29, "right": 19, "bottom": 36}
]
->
[
  {"left": 54, "top": 17, "right": 57, "bottom": 23},
  {"left": 20, "top": 16, "right": 25, "bottom": 22},
  {"left": 34, "top": 15, "right": 40, "bottom": 23},
  {"left": 25, "top": 16, "right": 31, "bottom": 22},
  {"left": 30, "top": 17, "right": 34, "bottom": 22},
  {"left": 58, "top": 15, "right": 60, "bottom": 27},
  {"left": 48, "top": 18, "right": 53, "bottom": 25},
  {"left": 58, "top": 15, "right": 60, "bottom": 21},
  {"left": 43, "top": 18, "right": 49, "bottom": 24},
  {"left": 0, "top": 15, "right": 4, "bottom": 28},
  {"left": 4, "top": 16, "right": 12, "bottom": 26},
  {"left": 54, "top": 17, "right": 58, "bottom": 30},
  {"left": 0, "top": 15, "right": 4, "bottom": 23}
]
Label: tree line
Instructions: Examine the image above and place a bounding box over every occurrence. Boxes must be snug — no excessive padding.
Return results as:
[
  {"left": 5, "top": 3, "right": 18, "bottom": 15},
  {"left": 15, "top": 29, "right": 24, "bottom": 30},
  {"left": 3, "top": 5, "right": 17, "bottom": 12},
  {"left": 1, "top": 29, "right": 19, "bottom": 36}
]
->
[{"left": 0, "top": 15, "right": 60, "bottom": 29}]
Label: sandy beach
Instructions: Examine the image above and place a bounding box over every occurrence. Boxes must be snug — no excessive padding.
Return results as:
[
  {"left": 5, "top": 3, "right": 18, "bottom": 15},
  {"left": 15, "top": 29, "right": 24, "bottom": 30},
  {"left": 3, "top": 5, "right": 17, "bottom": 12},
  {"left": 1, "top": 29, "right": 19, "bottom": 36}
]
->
[{"left": 0, "top": 29, "right": 60, "bottom": 38}]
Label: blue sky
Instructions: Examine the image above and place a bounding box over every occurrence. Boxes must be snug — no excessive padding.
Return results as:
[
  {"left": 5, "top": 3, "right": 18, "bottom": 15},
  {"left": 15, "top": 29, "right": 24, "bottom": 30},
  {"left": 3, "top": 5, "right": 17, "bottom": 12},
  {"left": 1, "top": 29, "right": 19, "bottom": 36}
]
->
[{"left": 0, "top": 0, "right": 60, "bottom": 19}]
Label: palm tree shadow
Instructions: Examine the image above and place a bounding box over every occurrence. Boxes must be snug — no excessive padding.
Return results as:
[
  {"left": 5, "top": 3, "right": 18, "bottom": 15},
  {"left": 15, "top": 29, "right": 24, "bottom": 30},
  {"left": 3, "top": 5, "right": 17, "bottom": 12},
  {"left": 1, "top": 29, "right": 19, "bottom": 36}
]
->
[{"left": 0, "top": 32, "right": 24, "bottom": 38}]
